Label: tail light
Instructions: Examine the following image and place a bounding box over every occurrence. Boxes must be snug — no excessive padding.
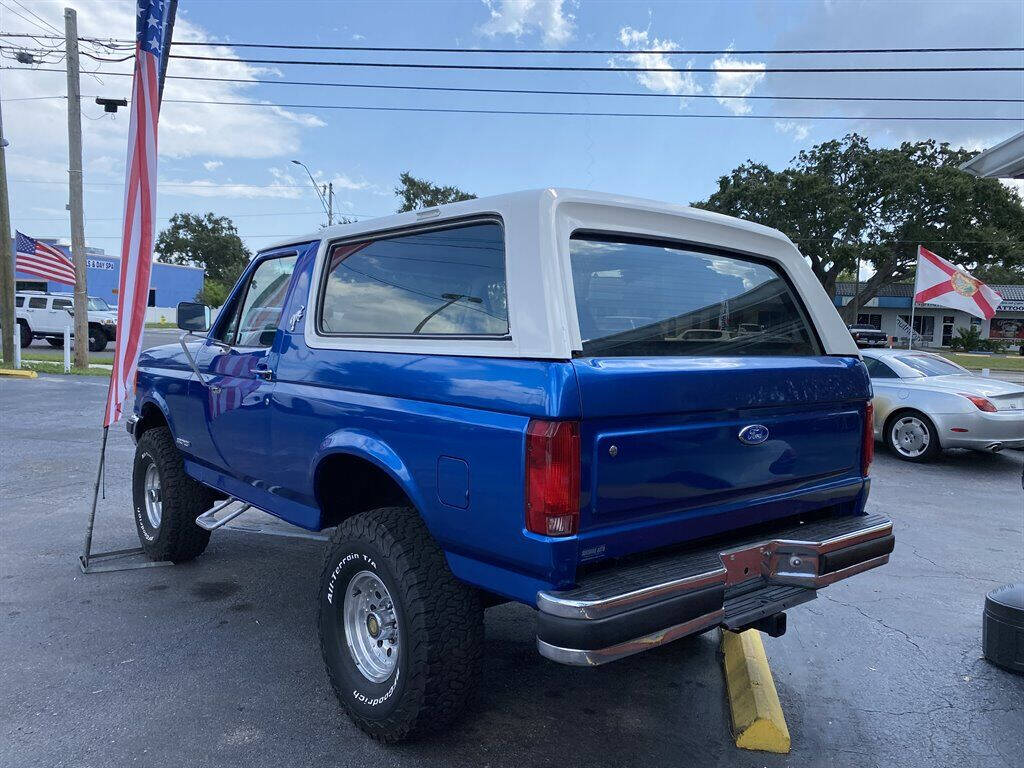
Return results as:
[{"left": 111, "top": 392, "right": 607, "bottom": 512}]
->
[
  {"left": 960, "top": 393, "right": 997, "bottom": 413},
  {"left": 861, "top": 401, "right": 874, "bottom": 476},
  {"left": 525, "top": 419, "right": 580, "bottom": 537}
]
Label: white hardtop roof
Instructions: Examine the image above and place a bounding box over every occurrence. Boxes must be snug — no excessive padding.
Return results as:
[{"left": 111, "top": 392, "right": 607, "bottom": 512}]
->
[{"left": 262, "top": 188, "right": 794, "bottom": 252}]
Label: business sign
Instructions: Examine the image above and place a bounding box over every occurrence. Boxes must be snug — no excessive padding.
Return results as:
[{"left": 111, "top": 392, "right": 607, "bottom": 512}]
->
[
  {"left": 86, "top": 259, "right": 116, "bottom": 271},
  {"left": 989, "top": 318, "right": 1024, "bottom": 339},
  {"left": 995, "top": 300, "right": 1024, "bottom": 313}
]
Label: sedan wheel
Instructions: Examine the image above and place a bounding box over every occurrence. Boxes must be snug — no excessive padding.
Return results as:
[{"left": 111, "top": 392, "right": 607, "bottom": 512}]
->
[{"left": 886, "top": 412, "right": 940, "bottom": 461}]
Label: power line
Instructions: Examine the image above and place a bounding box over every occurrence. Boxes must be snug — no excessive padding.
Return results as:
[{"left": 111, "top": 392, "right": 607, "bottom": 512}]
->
[
  {"left": 169, "top": 52, "right": 1024, "bottom": 74},
  {"left": 141, "top": 98, "right": 1024, "bottom": 122},
  {"left": 3, "top": 33, "right": 1023, "bottom": 55},
  {"left": 4, "top": 2, "right": 62, "bottom": 36},
  {"left": 0, "top": 3, "right": 59, "bottom": 37},
  {"left": 6, "top": 67, "right": 1022, "bottom": 105},
  {"left": 3, "top": 93, "right": 1020, "bottom": 122}
]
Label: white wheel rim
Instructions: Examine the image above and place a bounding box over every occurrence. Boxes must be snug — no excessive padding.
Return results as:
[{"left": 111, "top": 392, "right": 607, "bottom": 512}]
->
[
  {"left": 891, "top": 416, "right": 930, "bottom": 458},
  {"left": 143, "top": 462, "right": 162, "bottom": 528},
  {"left": 343, "top": 570, "right": 399, "bottom": 683}
]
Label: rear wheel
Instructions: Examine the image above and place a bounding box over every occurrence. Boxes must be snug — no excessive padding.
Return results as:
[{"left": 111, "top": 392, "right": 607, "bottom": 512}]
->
[
  {"left": 47, "top": 338, "right": 64, "bottom": 348},
  {"left": 885, "top": 410, "right": 941, "bottom": 462},
  {"left": 318, "top": 506, "right": 483, "bottom": 742},
  {"left": 88, "top": 326, "right": 107, "bottom": 352},
  {"left": 132, "top": 426, "right": 213, "bottom": 562},
  {"left": 17, "top": 321, "right": 31, "bottom": 348}
]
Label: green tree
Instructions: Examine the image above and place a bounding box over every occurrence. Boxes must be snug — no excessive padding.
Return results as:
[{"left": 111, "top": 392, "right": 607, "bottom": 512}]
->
[
  {"left": 155, "top": 213, "right": 250, "bottom": 307},
  {"left": 693, "top": 134, "right": 1024, "bottom": 322},
  {"left": 395, "top": 171, "right": 475, "bottom": 213}
]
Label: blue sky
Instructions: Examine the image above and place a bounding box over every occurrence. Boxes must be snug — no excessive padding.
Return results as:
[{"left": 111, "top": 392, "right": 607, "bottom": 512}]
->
[{"left": 5, "top": 0, "right": 1023, "bottom": 256}]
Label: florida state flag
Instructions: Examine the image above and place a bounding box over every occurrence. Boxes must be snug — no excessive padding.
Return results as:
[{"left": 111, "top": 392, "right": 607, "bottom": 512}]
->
[{"left": 913, "top": 246, "right": 1002, "bottom": 320}]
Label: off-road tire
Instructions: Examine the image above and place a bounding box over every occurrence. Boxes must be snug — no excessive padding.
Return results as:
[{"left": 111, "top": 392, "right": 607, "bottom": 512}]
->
[
  {"left": 318, "top": 506, "right": 483, "bottom": 742},
  {"left": 88, "top": 326, "right": 107, "bottom": 352},
  {"left": 17, "top": 321, "right": 31, "bottom": 348},
  {"left": 132, "top": 426, "right": 212, "bottom": 562},
  {"left": 884, "top": 409, "right": 941, "bottom": 462}
]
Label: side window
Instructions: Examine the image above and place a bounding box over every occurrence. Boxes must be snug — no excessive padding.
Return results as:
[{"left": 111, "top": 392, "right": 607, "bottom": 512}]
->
[
  {"left": 864, "top": 357, "right": 898, "bottom": 379},
  {"left": 15, "top": 296, "right": 24, "bottom": 307},
  {"left": 319, "top": 221, "right": 508, "bottom": 336},
  {"left": 228, "top": 254, "right": 298, "bottom": 348},
  {"left": 52, "top": 298, "right": 73, "bottom": 311},
  {"left": 28, "top": 297, "right": 47, "bottom": 309}
]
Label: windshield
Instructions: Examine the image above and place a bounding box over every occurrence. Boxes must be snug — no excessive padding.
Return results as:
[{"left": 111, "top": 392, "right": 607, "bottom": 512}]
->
[
  {"left": 568, "top": 235, "right": 820, "bottom": 357},
  {"left": 87, "top": 297, "right": 111, "bottom": 311},
  {"left": 895, "top": 354, "right": 967, "bottom": 377}
]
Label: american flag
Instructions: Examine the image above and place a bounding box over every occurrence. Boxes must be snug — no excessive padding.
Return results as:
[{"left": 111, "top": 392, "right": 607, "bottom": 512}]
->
[
  {"left": 15, "top": 231, "right": 76, "bottom": 286},
  {"left": 104, "top": 0, "right": 172, "bottom": 427}
]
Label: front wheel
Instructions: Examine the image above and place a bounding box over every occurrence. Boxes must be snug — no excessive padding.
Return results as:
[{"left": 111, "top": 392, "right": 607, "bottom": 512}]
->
[
  {"left": 318, "top": 507, "right": 483, "bottom": 742},
  {"left": 47, "top": 338, "right": 64, "bottom": 349},
  {"left": 885, "top": 410, "right": 941, "bottom": 462},
  {"left": 132, "top": 426, "right": 213, "bottom": 562}
]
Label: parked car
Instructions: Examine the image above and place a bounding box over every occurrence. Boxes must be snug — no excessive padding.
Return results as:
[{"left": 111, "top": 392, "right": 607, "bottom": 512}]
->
[
  {"left": 848, "top": 323, "right": 888, "bottom": 348},
  {"left": 12, "top": 291, "right": 117, "bottom": 351},
  {"left": 861, "top": 348, "right": 1024, "bottom": 461},
  {"left": 127, "top": 189, "right": 892, "bottom": 741}
]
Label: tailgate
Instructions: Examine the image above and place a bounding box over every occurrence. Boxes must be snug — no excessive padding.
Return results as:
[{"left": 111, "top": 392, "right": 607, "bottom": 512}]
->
[{"left": 571, "top": 355, "right": 870, "bottom": 560}]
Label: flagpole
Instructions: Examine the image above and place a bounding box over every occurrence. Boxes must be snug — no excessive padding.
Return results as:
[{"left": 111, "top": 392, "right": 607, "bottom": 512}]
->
[
  {"left": 908, "top": 244, "right": 920, "bottom": 350},
  {"left": 81, "top": 0, "right": 176, "bottom": 572}
]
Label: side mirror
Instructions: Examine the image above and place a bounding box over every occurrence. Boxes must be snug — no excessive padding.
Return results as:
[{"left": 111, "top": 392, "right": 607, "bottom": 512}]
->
[{"left": 177, "top": 301, "right": 211, "bottom": 333}]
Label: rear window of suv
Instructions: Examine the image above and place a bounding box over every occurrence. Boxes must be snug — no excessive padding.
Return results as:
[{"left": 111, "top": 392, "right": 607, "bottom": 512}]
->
[{"left": 569, "top": 234, "right": 820, "bottom": 357}]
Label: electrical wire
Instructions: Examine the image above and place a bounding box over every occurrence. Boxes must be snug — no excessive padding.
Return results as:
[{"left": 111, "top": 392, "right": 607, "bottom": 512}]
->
[
  {"left": 5, "top": 66, "right": 1021, "bottom": 104},
  {"left": 5, "top": 1, "right": 62, "bottom": 36},
  {"left": 3, "top": 33, "right": 1023, "bottom": 55},
  {"left": 168, "top": 52, "right": 1024, "bottom": 74},
  {"left": 5, "top": 93, "right": 1018, "bottom": 121}
]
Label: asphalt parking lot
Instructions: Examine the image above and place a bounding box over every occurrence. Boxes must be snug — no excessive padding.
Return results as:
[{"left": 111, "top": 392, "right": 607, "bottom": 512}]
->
[{"left": 1, "top": 376, "right": 1022, "bottom": 768}]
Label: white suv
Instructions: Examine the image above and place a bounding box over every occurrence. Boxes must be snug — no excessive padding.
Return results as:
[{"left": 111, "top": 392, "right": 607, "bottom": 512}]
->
[{"left": 13, "top": 292, "right": 118, "bottom": 351}]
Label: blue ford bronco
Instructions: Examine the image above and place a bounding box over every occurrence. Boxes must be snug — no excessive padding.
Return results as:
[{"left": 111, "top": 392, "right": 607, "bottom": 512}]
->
[{"left": 128, "top": 189, "right": 893, "bottom": 741}]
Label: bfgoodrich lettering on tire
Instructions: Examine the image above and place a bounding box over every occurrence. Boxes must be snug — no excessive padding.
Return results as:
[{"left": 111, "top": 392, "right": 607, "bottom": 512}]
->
[
  {"left": 132, "top": 426, "right": 213, "bottom": 562},
  {"left": 318, "top": 506, "right": 483, "bottom": 742}
]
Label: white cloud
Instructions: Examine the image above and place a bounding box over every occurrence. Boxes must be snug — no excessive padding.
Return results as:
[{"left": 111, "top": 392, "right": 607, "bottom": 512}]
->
[
  {"left": 614, "top": 26, "right": 701, "bottom": 104},
  {"left": 478, "top": 0, "right": 576, "bottom": 46},
  {"left": 774, "top": 121, "right": 811, "bottom": 141},
  {"left": 203, "top": 160, "right": 224, "bottom": 172},
  {"left": 2, "top": 0, "right": 326, "bottom": 170},
  {"left": 158, "top": 177, "right": 303, "bottom": 199},
  {"left": 352, "top": 33, "right": 366, "bottom": 41},
  {"left": 711, "top": 51, "right": 766, "bottom": 115}
]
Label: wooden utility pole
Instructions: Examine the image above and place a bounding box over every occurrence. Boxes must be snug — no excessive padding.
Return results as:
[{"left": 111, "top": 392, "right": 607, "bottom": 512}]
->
[
  {"left": 0, "top": 94, "right": 15, "bottom": 365},
  {"left": 65, "top": 7, "right": 89, "bottom": 368}
]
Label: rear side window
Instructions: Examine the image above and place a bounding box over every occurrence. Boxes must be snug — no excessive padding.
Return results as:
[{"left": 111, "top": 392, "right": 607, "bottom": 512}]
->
[
  {"left": 569, "top": 235, "right": 820, "bottom": 357},
  {"left": 864, "top": 357, "right": 899, "bottom": 379},
  {"left": 319, "top": 221, "right": 508, "bottom": 337},
  {"left": 28, "top": 297, "right": 46, "bottom": 309}
]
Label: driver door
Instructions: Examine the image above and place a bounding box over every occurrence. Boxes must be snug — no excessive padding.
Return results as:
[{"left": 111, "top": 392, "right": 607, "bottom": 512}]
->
[{"left": 189, "top": 252, "right": 297, "bottom": 484}]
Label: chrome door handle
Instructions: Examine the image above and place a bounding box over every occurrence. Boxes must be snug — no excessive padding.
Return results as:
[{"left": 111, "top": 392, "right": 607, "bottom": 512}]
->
[{"left": 251, "top": 366, "right": 274, "bottom": 381}]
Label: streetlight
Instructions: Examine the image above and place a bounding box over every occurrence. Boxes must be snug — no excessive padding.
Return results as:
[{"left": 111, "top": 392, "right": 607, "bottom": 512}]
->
[{"left": 291, "top": 159, "right": 334, "bottom": 227}]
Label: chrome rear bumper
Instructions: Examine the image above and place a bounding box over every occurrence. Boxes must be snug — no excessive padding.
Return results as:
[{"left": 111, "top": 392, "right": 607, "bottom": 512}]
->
[{"left": 536, "top": 513, "right": 893, "bottom": 666}]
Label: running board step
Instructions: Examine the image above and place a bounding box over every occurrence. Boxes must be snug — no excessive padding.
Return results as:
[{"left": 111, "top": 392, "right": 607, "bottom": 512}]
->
[{"left": 195, "top": 499, "right": 252, "bottom": 531}]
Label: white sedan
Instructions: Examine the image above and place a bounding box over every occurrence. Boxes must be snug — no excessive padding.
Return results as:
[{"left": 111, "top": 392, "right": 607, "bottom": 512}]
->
[{"left": 860, "top": 349, "right": 1024, "bottom": 461}]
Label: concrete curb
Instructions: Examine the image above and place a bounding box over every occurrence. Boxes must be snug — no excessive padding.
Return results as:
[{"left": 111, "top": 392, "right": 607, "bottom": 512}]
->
[
  {"left": 0, "top": 368, "right": 38, "bottom": 379},
  {"left": 721, "top": 629, "right": 791, "bottom": 754}
]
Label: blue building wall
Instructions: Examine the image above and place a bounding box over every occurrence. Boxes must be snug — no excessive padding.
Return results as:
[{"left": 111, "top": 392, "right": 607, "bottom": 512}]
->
[{"left": 12, "top": 240, "right": 204, "bottom": 309}]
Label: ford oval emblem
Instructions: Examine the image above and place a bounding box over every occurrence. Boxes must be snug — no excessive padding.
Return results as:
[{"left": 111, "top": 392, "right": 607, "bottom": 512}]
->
[{"left": 738, "top": 424, "right": 770, "bottom": 445}]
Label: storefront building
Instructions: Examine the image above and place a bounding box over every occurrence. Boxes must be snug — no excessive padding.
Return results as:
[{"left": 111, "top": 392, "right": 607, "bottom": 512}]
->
[
  {"left": 12, "top": 239, "right": 204, "bottom": 322},
  {"left": 833, "top": 282, "right": 1024, "bottom": 349}
]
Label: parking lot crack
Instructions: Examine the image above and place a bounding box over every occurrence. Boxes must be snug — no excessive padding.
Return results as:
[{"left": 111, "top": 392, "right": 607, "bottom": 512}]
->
[{"left": 822, "top": 594, "right": 924, "bottom": 654}]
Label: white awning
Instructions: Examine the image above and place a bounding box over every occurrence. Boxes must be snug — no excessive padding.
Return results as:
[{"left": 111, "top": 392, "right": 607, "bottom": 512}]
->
[{"left": 960, "top": 130, "right": 1024, "bottom": 179}]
